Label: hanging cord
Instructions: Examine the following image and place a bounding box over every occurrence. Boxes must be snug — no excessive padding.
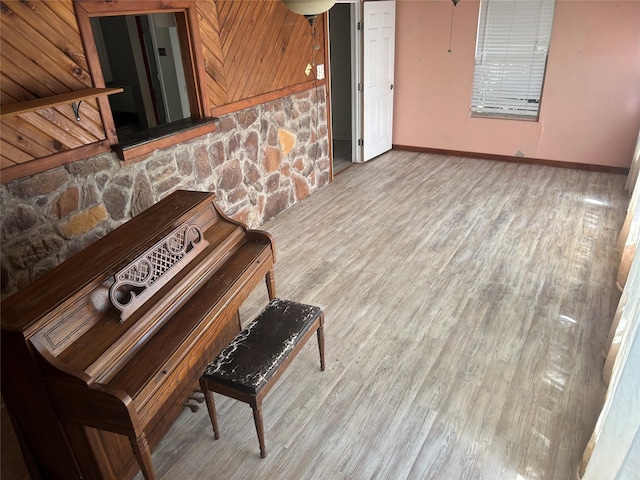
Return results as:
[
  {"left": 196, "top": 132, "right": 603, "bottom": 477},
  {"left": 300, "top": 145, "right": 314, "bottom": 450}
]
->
[{"left": 448, "top": 2, "right": 455, "bottom": 53}]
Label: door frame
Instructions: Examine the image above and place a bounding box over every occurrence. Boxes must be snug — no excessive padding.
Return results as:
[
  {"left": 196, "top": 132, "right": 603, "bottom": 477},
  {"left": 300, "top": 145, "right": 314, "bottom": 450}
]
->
[
  {"left": 327, "top": 0, "right": 363, "bottom": 172},
  {"left": 352, "top": 1, "right": 363, "bottom": 164},
  {"left": 329, "top": 1, "right": 396, "bottom": 166}
]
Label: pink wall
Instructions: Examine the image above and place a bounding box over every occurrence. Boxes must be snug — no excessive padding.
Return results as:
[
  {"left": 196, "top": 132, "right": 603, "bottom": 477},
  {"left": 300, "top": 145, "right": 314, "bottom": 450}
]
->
[{"left": 393, "top": 0, "right": 640, "bottom": 168}]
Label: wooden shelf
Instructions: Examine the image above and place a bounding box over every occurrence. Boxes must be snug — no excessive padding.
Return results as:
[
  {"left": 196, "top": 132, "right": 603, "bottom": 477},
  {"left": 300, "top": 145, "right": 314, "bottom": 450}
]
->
[{"left": 0, "top": 87, "right": 123, "bottom": 119}]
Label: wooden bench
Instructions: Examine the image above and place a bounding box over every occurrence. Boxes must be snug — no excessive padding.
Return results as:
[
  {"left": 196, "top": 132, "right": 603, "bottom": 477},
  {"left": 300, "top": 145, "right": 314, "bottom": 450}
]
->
[{"left": 199, "top": 298, "right": 325, "bottom": 457}]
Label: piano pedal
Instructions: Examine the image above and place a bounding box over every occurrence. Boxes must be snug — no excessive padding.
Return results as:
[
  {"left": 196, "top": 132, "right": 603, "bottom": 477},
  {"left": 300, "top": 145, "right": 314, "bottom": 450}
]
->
[
  {"left": 183, "top": 403, "right": 200, "bottom": 412},
  {"left": 182, "top": 390, "right": 206, "bottom": 412}
]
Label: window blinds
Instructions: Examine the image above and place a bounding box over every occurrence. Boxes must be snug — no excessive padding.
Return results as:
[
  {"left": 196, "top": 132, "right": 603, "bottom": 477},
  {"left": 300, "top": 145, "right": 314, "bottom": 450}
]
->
[{"left": 471, "top": 0, "right": 555, "bottom": 120}]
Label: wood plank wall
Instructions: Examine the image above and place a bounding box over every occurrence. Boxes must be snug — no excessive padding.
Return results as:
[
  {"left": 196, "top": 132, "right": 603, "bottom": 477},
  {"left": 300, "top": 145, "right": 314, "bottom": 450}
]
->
[
  {"left": 211, "top": 0, "right": 323, "bottom": 105},
  {"left": 0, "top": 0, "right": 102, "bottom": 170},
  {"left": 0, "top": 0, "right": 326, "bottom": 181}
]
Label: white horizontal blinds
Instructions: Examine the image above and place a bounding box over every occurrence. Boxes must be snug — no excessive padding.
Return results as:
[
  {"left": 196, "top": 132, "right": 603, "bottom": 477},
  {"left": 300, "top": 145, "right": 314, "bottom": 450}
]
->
[{"left": 471, "top": 0, "right": 555, "bottom": 119}]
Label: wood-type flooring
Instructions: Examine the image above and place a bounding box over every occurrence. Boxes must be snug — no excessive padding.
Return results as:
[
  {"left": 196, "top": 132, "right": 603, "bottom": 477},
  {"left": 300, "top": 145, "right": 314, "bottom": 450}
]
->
[
  {"left": 2, "top": 151, "right": 628, "bottom": 480},
  {"left": 143, "top": 152, "right": 628, "bottom": 479}
]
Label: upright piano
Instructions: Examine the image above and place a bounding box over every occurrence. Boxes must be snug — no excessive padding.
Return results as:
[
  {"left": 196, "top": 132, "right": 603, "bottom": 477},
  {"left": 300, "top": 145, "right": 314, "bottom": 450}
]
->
[{"left": 1, "top": 190, "right": 276, "bottom": 479}]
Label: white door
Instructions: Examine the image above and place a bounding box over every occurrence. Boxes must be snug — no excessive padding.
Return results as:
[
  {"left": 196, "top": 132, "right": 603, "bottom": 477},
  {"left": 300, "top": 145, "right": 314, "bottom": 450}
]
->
[{"left": 362, "top": 0, "right": 395, "bottom": 162}]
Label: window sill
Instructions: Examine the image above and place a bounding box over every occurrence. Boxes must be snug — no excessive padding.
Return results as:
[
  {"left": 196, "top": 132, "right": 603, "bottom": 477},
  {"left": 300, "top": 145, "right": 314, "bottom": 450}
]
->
[
  {"left": 470, "top": 112, "right": 539, "bottom": 122},
  {"left": 113, "top": 117, "right": 218, "bottom": 164}
]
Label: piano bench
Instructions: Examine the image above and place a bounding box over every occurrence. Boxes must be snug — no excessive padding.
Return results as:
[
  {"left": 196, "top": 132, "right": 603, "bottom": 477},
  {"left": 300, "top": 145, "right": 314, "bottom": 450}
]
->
[{"left": 199, "top": 298, "right": 325, "bottom": 458}]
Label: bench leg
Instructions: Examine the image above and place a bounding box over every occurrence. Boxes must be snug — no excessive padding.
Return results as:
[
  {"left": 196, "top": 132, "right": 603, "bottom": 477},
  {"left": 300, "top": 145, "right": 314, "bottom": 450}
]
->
[
  {"left": 130, "top": 432, "right": 156, "bottom": 480},
  {"left": 265, "top": 269, "right": 276, "bottom": 300},
  {"left": 199, "top": 378, "right": 220, "bottom": 439},
  {"left": 317, "top": 312, "right": 326, "bottom": 371},
  {"left": 250, "top": 399, "right": 267, "bottom": 458}
]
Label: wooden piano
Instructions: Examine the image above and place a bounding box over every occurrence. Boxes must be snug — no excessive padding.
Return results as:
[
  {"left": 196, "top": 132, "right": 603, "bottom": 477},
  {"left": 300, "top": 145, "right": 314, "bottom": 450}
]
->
[{"left": 1, "top": 190, "right": 276, "bottom": 479}]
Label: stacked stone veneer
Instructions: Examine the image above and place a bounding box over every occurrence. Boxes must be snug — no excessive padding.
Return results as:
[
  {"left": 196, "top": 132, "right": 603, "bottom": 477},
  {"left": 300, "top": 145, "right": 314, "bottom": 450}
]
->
[{"left": 0, "top": 87, "right": 329, "bottom": 297}]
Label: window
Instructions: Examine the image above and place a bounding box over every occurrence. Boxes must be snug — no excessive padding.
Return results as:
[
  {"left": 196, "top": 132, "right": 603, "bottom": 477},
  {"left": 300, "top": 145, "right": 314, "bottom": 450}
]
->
[
  {"left": 92, "top": 13, "right": 192, "bottom": 138},
  {"left": 75, "top": 1, "right": 213, "bottom": 162},
  {"left": 470, "top": 0, "right": 555, "bottom": 120}
]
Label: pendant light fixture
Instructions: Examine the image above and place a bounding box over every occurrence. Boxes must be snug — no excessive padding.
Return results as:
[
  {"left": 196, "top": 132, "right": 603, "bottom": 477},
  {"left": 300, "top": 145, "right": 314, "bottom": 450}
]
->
[{"left": 282, "top": 0, "right": 336, "bottom": 26}]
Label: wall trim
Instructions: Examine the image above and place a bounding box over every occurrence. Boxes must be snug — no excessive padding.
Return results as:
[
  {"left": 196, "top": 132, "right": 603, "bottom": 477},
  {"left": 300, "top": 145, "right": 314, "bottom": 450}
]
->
[
  {"left": 392, "top": 144, "right": 630, "bottom": 175},
  {"left": 211, "top": 80, "right": 324, "bottom": 117}
]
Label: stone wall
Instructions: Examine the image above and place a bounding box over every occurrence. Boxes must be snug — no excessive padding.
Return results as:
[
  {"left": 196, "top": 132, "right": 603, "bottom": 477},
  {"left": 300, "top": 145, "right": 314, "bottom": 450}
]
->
[{"left": 0, "top": 87, "right": 329, "bottom": 298}]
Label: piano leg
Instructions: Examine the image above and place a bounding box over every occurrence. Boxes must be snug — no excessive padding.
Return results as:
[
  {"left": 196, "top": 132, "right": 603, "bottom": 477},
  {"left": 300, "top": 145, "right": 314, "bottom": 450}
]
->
[
  {"left": 265, "top": 269, "right": 276, "bottom": 300},
  {"left": 129, "top": 432, "right": 156, "bottom": 480}
]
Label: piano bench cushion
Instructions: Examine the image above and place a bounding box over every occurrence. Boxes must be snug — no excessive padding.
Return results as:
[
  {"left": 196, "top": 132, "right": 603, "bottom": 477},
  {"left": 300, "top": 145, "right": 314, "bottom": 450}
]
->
[{"left": 202, "top": 298, "right": 323, "bottom": 395}]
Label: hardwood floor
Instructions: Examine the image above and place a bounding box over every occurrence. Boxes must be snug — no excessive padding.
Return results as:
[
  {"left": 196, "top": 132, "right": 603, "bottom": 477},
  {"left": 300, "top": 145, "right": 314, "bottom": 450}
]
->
[
  {"left": 145, "top": 152, "right": 626, "bottom": 479},
  {"left": 2, "top": 151, "right": 628, "bottom": 479}
]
